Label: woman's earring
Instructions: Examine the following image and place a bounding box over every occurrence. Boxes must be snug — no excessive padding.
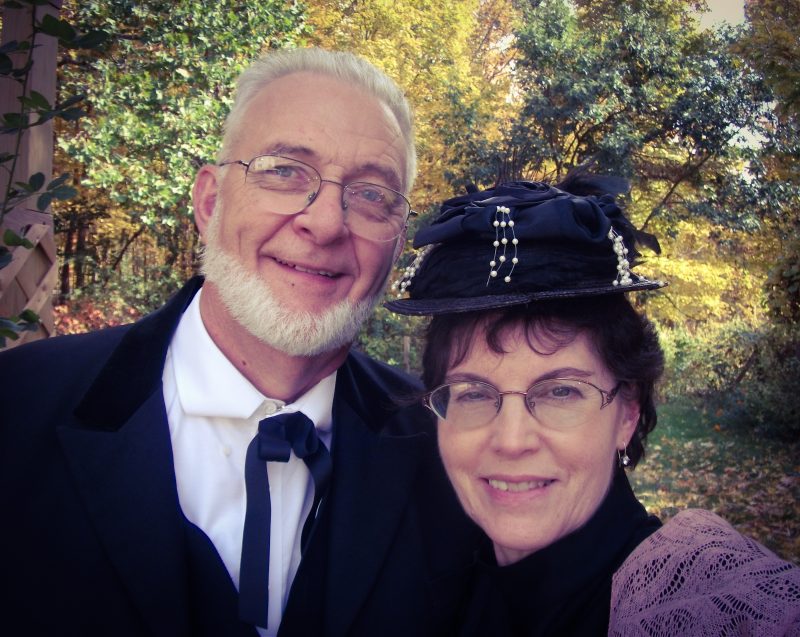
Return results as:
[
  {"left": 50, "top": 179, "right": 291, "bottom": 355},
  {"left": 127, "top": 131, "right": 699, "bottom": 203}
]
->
[{"left": 618, "top": 448, "right": 631, "bottom": 468}]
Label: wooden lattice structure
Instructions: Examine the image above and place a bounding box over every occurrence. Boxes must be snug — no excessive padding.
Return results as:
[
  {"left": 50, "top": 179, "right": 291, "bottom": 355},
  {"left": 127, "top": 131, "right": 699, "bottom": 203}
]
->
[{"left": 0, "top": 2, "right": 61, "bottom": 349}]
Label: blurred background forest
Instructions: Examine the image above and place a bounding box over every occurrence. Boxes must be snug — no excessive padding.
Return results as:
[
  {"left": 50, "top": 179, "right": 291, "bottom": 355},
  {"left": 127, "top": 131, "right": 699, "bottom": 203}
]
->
[
  {"left": 36, "top": 0, "right": 800, "bottom": 439},
  {"left": 2, "top": 0, "right": 798, "bottom": 442}
]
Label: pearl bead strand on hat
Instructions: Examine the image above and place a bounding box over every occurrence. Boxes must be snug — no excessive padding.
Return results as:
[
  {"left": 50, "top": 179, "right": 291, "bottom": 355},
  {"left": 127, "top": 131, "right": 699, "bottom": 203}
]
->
[
  {"left": 488, "top": 206, "right": 519, "bottom": 285},
  {"left": 391, "top": 245, "right": 433, "bottom": 298},
  {"left": 609, "top": 227, "right": 633, "bottom": 287}
]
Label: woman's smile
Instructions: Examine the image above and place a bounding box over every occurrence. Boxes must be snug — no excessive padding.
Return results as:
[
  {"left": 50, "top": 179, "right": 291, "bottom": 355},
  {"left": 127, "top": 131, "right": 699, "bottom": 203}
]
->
[{"left": 437, "top": 329, "right": 637, "bottom": 566}]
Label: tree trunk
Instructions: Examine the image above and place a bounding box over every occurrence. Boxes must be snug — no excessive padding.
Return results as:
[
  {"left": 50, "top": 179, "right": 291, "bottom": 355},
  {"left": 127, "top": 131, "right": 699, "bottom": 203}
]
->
[
  {"left": 75, "top": 222, "right": 88, "bottom": 290},
  {"left": 59, "top": 217, "right": 75, "bottom": 302}
]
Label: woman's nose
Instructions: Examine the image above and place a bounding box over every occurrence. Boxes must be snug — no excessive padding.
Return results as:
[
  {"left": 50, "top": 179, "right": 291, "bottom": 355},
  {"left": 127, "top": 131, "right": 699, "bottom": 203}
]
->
[{"left": 489, "top": 395, "right": 543, "bottom": 456}]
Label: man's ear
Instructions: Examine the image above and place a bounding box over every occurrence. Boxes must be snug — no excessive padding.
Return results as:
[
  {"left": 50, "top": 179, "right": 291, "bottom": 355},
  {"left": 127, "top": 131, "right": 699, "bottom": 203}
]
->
[{"left": 193, "top": 165, "right": 219, "bottom": 242}]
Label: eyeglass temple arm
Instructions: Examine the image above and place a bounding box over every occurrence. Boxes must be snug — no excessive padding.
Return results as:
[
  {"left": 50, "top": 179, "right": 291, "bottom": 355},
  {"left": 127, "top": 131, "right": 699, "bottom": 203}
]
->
[{"left": 600, "top": 383, "right": 622, "bottom": 408}]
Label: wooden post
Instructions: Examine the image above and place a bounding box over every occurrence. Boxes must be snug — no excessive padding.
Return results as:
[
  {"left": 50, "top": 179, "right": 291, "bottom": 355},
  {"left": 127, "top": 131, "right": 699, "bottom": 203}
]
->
[{"left": 0, "top": 1, "right": 63, "bottom": 349}]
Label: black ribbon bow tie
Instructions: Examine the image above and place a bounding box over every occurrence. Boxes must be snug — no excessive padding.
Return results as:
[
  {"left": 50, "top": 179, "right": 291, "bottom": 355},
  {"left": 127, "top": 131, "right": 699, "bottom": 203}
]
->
[
  {"left": 239, "top": 411, "right": 332, "bottom": 629},
  {"left": 256, "top": 413, "right": 323, "bottom": 462}
]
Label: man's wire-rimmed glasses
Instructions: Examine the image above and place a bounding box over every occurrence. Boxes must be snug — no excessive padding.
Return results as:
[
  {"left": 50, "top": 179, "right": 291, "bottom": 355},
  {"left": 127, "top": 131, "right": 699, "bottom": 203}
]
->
[
  {"left": 218, "top": 154, "right": 412, "bottom": 242},
  {"left": 423, "top": 378, "right": 622, "bottom": 430}
]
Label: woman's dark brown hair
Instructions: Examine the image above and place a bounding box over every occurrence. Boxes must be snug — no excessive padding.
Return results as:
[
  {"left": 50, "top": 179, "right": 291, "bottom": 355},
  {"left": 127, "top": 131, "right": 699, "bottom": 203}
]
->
[{"left": 421, "top": 294, "right": 664, "bottom": 467}]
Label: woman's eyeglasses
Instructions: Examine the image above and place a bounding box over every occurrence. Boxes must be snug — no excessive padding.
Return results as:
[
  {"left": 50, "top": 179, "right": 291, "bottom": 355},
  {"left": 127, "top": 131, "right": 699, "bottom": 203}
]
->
[{"left": 424, "top": 378, "right": 621, "bottom": 430}]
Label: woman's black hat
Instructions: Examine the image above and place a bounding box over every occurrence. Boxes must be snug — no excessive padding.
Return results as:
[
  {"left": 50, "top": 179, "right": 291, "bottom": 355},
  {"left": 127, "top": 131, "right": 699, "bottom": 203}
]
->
[{"left": 385, "top": 179, "right": 666, "bottom": 316}]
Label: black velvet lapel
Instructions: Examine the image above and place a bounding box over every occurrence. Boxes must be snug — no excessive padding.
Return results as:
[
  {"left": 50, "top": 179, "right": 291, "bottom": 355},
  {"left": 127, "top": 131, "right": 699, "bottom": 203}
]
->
[
  {"left": 73, "top": 277, "right": 203, "bottom": 430},
  {"left": 324, "top": 398, "right": 426, "bottom": 636},
  {"left": 281, "top": 354, "right": 429, "bottom": 637},
  {"left": 57, "top": 390, "right": 191, "bottom": 637},
  {"left": 56, "top": 278, "right": 204, "bottom": 635}
]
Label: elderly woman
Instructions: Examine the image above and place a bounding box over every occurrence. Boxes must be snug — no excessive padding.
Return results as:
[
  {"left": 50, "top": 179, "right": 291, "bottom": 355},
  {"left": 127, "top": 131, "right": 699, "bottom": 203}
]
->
[{"left": 386, "top": 180, "right": 800, "bottom": 636}]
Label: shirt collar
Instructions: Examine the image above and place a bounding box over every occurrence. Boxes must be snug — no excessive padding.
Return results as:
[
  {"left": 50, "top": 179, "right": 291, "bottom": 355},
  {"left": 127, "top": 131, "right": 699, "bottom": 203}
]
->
[{"left": 171, "top": 287, "right": 336, "bottom": 431}]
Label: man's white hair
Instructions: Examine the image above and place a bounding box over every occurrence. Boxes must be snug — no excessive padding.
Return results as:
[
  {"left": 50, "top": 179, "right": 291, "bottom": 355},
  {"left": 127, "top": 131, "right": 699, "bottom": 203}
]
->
[{"left": 220, "top": 47, "right": 416, "bottom": 193}]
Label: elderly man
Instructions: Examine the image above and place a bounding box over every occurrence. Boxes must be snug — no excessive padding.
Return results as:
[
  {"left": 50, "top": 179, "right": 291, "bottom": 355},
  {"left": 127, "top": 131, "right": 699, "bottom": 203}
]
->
[{"left": 0, "top": 48, "right": 476, "bottom": 637}]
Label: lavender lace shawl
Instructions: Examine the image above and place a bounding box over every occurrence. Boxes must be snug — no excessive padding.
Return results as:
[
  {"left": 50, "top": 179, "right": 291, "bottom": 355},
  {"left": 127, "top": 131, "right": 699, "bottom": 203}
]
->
[{"left": 610, "top": 509, "right": 800, "bottom": 636}]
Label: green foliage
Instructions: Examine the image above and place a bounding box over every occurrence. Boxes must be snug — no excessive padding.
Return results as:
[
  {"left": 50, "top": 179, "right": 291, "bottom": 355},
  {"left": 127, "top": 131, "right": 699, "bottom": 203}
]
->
[
  {"left": 450, "top": 0, "right": 768, "bottom": 194},
  {"left": 3, "top": 227, "right": 33, "bottom": 248},
  {"left": 659, "top": 319, "right": 755, "bottom": 397},
  {"left": 0, "top": 308, "right": 39, "bottom": 347},
  {"left": 55, "top": 0, "right": 310, "bottom": 294},
  {"left": 735, "top": 2, "right": 800, "bottom": 327},
  {"left": 766, "top": 243, "right": 800, "bottom": 323},
  {"left": 436, "top": 3, "right": 781, "bottom": 366},
  {"left": 357, "top": 304, "right": 427, "bottom": 375},
  {"left": 722, "top": 324, "right": 800, "bottom": 441},
  {"left": 65, "top": 263, "right": 185, "bottom": 318},
  {"left": 737, "top": 0, "right": 800, "bottom": 121},
  {"left": 659, "top": 319, "right": 800, "bottom": 440}
]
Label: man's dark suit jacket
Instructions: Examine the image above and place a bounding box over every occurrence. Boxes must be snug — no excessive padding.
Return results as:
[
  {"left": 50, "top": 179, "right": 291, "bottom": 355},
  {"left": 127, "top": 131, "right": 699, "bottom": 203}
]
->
[{"left": 0, "top": 278, "right": 478, "bottom": 637}]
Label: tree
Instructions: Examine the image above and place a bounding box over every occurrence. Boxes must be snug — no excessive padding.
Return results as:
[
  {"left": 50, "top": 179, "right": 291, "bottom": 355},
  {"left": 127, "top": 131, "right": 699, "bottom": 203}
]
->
[
  {"left": 702, "top": 0, "right": 800, "bottom": 439},
  {"left": 305, "top": 0, "right": 518, "bottom": 209},
  {"left": 53, "top": 0, "right": 309, "bottom": 309},
  {"left": 304, "top": 0, "right": 521, "bottom": 369},
  {"left": 735, "top": 0, "right": 800, "bottom": 323},
  {"left": 443, "top": 1, "right": 772, "bottom": 324},
  {"left": 739, "top": 0, "right": 800, "bottom": 120}
]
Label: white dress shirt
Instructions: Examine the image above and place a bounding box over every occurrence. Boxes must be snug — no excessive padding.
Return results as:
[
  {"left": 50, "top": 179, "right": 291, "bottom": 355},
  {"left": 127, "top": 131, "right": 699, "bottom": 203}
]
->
[{"left": 162, "top": 289, "right": 335, "bottom": 636}]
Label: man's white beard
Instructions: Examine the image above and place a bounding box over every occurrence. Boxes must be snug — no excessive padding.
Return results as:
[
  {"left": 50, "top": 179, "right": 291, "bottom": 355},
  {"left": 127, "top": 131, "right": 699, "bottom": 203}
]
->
[{"left": 200, "top": 209, "right": 383, "bottom": 357}]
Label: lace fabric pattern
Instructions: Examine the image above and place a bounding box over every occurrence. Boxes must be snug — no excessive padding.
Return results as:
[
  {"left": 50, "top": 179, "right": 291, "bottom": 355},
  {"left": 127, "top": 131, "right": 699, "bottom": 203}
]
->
[{"left": 610, "top": 509, "right": 800, "bottom": 636}]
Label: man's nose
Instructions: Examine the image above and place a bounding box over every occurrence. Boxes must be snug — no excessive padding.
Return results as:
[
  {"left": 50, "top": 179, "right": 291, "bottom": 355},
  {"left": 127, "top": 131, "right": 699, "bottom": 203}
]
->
[{"left": 293, "top": 180, "right": 349, "bottom": 244}]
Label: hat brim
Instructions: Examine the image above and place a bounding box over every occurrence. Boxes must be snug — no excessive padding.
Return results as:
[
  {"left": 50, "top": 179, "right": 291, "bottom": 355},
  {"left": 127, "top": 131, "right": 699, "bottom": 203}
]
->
[{"left": 384, "top": 279, "right": 667, "bottom": 316}]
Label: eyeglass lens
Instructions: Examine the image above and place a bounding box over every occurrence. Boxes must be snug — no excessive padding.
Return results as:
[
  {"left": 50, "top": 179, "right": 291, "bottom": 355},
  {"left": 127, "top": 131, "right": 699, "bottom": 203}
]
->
[
  {"left": 429, "top": 379, "right": 606, "bottom": 429},
  {"left": 244, "top": 155, "right": 408, "bottom": 241}
]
